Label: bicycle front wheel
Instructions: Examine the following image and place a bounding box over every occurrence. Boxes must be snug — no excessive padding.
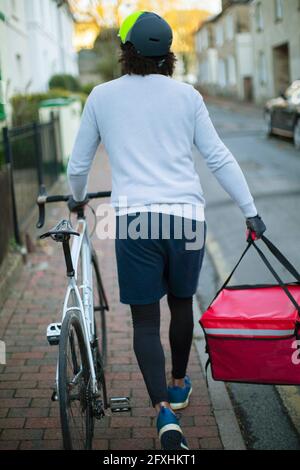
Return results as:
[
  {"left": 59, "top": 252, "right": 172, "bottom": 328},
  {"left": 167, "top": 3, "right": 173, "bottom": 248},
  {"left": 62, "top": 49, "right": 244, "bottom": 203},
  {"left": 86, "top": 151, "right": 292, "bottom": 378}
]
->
[{"left": 58, "top": 310, "right": 94, "bottom": 450}]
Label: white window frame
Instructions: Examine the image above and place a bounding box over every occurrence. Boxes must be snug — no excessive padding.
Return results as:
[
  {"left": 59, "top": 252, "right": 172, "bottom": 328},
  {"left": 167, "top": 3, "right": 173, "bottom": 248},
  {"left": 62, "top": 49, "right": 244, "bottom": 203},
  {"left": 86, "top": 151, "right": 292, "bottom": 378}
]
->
[
  {"left": 10, "top": 0, "right": 19, "bottom": 20},
  {"left": 227, "top": 55, "right": 236, "bottom": 85},
  {"left": 218, "top": 58, "right": 226, "bottom": 87},
  {"left": 40, "top": 1, "right": 45, "bottom": 23},
  {"left": 256, "top": 2, "right": 264, "bottom": 31},
  {"left": 226, "top": 14, "right": 234, "bottom": 41},
  {"left": 202, "top": 28, "right": 208, "bottom": 50},
  {"left": 274, "top": 0, "right": 283, "bottom": 21},
  {"left": 216, "top": 24, "right": 224, "bottom": 46},
  {"left": 258, "top": 51, "right": 267, "bottom": 85},
  {"left": 15, "top": 54, "right": 23, "bottom": 87}
]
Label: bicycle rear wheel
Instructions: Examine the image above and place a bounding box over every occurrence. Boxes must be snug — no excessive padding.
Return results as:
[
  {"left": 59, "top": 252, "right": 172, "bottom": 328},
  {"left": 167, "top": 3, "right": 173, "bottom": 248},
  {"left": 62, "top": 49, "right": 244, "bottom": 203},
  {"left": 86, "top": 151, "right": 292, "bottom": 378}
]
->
[{"left": 58, "top": 310, "right": 94, "bottom": 450}]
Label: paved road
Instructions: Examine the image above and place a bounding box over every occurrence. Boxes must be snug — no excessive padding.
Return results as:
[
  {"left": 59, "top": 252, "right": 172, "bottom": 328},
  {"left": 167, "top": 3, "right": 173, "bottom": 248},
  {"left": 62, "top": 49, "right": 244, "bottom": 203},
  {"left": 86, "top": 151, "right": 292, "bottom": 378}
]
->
[{"left": 196, "top": 98, "right": 300, "bottom": 450}]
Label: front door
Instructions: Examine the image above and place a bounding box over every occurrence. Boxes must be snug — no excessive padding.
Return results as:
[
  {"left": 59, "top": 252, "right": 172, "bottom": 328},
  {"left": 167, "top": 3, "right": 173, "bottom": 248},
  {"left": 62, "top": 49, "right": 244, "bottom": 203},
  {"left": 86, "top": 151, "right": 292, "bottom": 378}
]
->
[{"left": 243, "top": 77, "right": 253, "bottom": 102}]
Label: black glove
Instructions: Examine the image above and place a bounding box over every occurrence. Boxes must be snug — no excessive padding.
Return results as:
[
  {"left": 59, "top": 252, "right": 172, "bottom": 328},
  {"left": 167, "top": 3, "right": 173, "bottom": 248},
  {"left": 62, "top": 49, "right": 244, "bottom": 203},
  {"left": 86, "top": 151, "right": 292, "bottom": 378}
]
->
[
  {"left": 68, "top": 196, "right": 89, "bottom": 213},
  {"left": 246, "top": 214, "right": 266, "bottom": 240}
]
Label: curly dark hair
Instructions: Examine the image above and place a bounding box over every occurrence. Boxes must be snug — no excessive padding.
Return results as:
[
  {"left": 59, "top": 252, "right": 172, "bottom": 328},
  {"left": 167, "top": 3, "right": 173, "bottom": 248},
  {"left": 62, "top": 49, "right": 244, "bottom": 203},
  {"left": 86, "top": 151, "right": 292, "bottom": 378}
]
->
[{"left": 119, "top": 42, "right": 177, "bottom": 77}]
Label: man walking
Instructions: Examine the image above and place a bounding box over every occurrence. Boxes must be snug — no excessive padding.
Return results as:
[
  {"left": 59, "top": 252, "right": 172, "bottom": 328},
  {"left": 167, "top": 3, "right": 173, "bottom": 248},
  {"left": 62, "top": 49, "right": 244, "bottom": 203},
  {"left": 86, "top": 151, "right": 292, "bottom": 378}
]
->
[{"left": 67, "top": 11, "right": 266, "bottom": 449}]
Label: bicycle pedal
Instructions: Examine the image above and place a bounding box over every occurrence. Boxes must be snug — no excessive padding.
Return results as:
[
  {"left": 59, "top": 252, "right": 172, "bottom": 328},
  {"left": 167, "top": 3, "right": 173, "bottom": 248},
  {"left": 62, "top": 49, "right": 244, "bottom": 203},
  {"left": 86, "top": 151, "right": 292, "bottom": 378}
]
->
[
  {"left": 46, "top": 323, "right": 61, "bottom": 346},
  {"left": 51, "top": 389, "right": 58, "bottom": 402},
  {"left": 109, "top": 397, "right": 131, "bottom": 413}
]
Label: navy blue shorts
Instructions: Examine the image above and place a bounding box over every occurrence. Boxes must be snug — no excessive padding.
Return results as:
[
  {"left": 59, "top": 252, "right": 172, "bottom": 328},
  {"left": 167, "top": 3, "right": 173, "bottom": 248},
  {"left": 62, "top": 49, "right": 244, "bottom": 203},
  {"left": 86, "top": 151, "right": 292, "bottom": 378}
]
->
[{"left": 115, "top": 212, "right": 206, "bottom": 305}]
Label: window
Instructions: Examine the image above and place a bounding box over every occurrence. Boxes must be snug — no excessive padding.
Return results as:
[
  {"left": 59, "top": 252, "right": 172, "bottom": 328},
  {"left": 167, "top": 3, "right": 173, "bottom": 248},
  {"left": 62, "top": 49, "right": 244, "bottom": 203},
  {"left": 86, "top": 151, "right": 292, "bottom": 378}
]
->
[
  {"left": 255, "top": 2, "right": 264, "bottom": 31},
  {"left": 200, "top": 59, "right": 209, "bottom": 83},
  {"left": 218, "top": 59, "right": 226, "bottom": 87},
  {"left": 202, "top": 28, "right": 208, "bottom": 50},
  {"left": 227, "top": 56, "right": 236, "bottom": 85},
  {"left": 11, "top": 0, "right": 19, "bottom": 19},
  {"left": 15, "top": 54, "right": 23, "bottom": 79},
  {"left": 196, "top": 33, "right": 202, "bottom": 52},
  {"left": 226, "top": 15, "right": 234, "bottom": 41},
  {"left": 216, "top": 24, "right": 224, "bottom": 46},
  {"left": 274, "top": 0, "right": 283, "bottom": 21},
  {"left": 40, "top": 1, "right": 44, "bottom": 23},
  {"left": 258, "top": 51, "right": 267, "bottom": 85}
]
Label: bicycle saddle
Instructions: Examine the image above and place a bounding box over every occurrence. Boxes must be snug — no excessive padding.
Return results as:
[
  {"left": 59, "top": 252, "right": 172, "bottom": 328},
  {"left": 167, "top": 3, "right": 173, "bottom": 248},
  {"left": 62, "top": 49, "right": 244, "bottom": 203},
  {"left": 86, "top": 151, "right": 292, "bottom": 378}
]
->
[{"left": 40, "top": 219, "right": 79, "bottom": 242}]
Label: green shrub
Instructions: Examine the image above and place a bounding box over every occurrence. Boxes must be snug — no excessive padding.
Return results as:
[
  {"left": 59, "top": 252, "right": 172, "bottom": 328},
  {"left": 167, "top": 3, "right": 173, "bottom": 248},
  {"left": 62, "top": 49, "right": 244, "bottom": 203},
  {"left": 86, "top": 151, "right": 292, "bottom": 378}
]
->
[
  {"left": 10, "top": 89, "right": 87, "bottom": 126},
  {"left": 10, "top": 92, "right": 46, "bottom": 126},
  {"left": 81, "top": 82, "right": 97, "bottom": 96},
  {"left": 49, "top": 74, "right": 81, "bottom": 92}
]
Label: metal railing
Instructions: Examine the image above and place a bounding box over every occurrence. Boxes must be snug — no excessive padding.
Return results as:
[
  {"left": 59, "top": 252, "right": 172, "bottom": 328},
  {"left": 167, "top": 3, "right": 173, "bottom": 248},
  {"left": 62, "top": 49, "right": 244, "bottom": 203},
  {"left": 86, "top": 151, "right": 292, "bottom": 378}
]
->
[{"left": 2, "top": 115, "right": 62, "bottom": 246}]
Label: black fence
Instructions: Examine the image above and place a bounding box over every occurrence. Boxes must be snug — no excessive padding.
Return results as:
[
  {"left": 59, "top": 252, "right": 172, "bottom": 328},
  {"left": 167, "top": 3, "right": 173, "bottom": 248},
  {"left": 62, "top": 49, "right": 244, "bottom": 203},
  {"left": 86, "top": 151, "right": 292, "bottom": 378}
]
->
[
  {"left": 1, "top": 115, "right": 62, "bottom": 247},
  {"left": 0, "top": 166, "right": 14, "bottom": 265}
]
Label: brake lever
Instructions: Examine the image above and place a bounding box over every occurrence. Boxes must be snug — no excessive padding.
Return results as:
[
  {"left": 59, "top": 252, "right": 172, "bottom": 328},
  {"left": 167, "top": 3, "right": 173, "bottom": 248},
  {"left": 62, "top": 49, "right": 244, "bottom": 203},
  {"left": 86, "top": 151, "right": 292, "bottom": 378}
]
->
[{"left": 36, "top": 185, "right": 47, "bottom": 229}]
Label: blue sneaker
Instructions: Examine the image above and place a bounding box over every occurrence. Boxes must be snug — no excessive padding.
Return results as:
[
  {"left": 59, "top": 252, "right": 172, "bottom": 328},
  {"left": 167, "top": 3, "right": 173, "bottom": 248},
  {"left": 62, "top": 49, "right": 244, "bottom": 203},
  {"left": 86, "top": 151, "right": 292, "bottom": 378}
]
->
[
  {"left": 168, "top": 376, "right": 192, "bottom": 411},
  {"left": 157, "top": 406, "right": 189, "bottom": 450}
]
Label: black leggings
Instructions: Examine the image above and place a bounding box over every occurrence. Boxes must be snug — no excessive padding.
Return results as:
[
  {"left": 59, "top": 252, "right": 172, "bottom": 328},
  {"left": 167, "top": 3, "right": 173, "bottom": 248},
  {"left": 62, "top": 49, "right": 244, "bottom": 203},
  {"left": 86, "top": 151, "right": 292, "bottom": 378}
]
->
[{"left": 130, "top": 293, "right": 194, "bottom": 407}]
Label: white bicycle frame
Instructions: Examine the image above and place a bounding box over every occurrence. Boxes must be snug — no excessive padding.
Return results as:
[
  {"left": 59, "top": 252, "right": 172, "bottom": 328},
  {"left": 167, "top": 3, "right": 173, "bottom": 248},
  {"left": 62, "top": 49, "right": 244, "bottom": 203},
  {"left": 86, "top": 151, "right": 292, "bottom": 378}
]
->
[{"left": 55, "top": 217, "right": 99, "bottom": 396}]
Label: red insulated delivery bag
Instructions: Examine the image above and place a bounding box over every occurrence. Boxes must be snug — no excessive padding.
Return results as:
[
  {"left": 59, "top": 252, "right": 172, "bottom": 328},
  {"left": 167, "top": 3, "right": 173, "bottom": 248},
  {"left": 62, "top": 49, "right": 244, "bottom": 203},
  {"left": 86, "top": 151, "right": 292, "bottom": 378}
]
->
[{"left": 200, "top": 235, "right": 300, "bottom": 385}]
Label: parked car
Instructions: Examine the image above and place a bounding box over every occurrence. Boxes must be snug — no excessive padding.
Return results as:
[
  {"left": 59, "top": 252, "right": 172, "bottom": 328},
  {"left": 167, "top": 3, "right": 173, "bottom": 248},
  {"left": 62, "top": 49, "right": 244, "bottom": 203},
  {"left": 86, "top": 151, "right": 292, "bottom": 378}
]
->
[{"left": 264, "top": 80, "right": 300, "bottom": 150}]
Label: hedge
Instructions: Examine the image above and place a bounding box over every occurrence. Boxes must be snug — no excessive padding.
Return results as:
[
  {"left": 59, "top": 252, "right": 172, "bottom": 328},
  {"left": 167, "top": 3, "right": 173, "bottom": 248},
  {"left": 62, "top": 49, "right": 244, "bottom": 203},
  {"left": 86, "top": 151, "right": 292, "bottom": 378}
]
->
[
  {"left": 49, "top": 74, "right": 81, "bottom": 92},
  {"left": 10, "top": 88, "right": 87, "bottom": 126}
]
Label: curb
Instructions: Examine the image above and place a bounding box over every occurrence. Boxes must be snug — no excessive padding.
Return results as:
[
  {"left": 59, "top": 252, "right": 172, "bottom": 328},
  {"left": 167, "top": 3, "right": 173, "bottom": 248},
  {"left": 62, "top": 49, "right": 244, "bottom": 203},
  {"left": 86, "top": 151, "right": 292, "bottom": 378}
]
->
[
  {"left": 202, "top": 233, "right": 300, "bottom": 443},
  {"left": 193, "top": 296, "right": 246, "bottom": 450}
]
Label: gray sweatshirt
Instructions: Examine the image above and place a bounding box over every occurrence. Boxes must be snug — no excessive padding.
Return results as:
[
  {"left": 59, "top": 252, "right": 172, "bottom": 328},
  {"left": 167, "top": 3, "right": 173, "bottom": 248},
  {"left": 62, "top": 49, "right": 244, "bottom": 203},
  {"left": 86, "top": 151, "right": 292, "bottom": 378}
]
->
[{"left": 67, "top": 74, "right": 257, "bottom": 220}]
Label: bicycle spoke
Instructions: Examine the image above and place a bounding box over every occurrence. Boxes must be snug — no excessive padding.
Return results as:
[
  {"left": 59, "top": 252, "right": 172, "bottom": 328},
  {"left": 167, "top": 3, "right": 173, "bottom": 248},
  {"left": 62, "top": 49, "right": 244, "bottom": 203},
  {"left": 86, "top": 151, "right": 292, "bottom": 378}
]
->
[{"left": 69, "top": 404, "right": 85, "bottom": 439}]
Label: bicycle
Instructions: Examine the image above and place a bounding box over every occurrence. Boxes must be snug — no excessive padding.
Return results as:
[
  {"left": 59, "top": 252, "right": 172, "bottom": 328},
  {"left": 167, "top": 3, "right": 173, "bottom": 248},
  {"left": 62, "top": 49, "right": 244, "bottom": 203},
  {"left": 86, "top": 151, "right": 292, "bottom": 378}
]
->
[{"left": 36, "top": 185, "right": 130, "bottom": 450}]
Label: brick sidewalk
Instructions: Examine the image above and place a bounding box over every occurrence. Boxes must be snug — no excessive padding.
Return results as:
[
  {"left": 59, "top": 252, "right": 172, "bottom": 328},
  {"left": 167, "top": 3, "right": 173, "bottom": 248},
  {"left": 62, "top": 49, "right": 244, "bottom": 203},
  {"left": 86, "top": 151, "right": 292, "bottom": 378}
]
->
[{"left": 0, "top": 147, "right": 223, "bottom": 451}]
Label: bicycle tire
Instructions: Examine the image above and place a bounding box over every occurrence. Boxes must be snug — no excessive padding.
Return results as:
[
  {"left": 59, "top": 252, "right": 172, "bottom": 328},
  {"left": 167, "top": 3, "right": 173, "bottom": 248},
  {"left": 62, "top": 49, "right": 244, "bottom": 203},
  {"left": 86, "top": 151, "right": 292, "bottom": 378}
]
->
[
  {"left": 92, "top": 251, "right": 108, "bottom": 368},
  {"left": 58, "top": 310, "right": 94, "bottom": 450}
]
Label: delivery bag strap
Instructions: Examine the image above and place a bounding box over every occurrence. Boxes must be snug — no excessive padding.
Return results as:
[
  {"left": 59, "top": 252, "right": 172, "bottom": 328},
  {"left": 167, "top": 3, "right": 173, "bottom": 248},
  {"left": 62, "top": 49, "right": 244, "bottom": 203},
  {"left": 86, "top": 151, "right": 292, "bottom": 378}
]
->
[
  {"left": 209, "top": 235, "right": 300, "bottom": 312},
  {"left": 208, "top": 241, "right": 252, "bottom": 305},
  {"left": 251, "top": 242, "right": 300, "bottom": 315},
  {"left": 261, "top": 235, "right": 300, "bottom": 283}
]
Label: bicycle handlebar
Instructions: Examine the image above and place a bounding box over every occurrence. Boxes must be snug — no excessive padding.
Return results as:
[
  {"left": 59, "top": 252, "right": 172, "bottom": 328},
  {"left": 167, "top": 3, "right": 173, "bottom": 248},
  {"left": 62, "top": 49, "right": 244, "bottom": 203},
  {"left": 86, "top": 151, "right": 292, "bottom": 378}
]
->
[{"left": 36, "top": 184, "right": 111, "bottom": 229}]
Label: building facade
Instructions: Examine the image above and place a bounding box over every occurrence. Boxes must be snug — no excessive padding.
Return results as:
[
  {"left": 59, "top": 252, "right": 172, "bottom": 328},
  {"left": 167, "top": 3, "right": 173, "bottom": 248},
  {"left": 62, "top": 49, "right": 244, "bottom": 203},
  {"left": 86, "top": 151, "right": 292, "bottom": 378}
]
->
[
  {"left": 0, "top": 0, "right": 32, "bottom": 120},
  {"left": 251, "top": 0, "right": 300, "bottom": 104},
  {"left": 195, "top": 0, "right": 254, "bottom": 101},
  {"left": 195, "top": 17, "right": 219, "bottom": 94},
  {"left": 25, "top": 0, "right": 78, "bottom": 93},
  {"left": 0, "top": 0, "right": 78, "bottom": 123}
]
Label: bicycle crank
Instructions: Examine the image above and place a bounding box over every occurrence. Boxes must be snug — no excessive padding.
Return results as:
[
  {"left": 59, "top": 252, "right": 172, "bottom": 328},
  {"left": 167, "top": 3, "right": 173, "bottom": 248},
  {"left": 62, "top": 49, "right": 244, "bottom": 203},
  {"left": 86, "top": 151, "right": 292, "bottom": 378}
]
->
[{"left": 93, "top": 399, "right": 105, "bottom": 419}]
